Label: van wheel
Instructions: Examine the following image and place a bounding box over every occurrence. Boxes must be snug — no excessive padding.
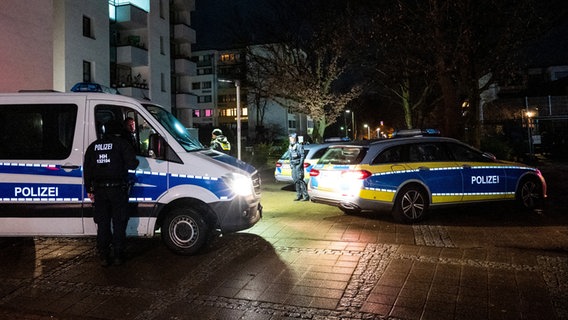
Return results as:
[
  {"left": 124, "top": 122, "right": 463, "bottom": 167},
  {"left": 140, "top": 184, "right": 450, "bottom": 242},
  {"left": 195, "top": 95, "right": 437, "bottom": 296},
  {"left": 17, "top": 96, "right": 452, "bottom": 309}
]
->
[
  {"left": 392, "top": 185, "right": 428, "bottom": 223},
  {"left": 162, "top": 207, "right": 208, "bottom": 255},
  {"left": 517, "top": 177, "right": 543, "bottom": 210}
]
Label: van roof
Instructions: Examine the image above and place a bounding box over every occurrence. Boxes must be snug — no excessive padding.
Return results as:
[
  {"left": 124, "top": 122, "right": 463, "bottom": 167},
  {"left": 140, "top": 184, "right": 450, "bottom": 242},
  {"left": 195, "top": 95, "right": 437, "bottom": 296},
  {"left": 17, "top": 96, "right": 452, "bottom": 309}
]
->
[{"left": 0, "top": 91, "right": 151, "bottom": 105}]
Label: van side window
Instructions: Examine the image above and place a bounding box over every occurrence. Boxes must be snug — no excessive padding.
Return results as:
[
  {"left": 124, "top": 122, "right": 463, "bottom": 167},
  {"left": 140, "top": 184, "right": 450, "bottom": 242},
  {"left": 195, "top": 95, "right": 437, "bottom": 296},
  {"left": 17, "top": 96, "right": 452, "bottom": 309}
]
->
[
  {"left": 94, "top": 105, "right": 156, "bottom": 157},
  {"left": 0, "top": 104, "right": 77, "bottom": 160}
]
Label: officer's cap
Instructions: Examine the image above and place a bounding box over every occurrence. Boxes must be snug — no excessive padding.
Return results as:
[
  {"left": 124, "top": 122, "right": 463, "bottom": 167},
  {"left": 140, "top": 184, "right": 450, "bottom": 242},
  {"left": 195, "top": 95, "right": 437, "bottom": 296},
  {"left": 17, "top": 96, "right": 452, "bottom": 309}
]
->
[
  {"left": 212, "top": 128, "right": 223, "bottom": 136},
  {"left": 289, "top": 132, "right": 297, "bottom": 138}
]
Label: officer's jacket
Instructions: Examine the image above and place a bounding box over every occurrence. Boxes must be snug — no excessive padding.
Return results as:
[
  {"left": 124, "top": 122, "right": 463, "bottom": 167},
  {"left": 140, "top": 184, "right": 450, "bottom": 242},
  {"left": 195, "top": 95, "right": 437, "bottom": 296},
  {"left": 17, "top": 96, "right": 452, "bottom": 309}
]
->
[
  {"left": 289, "top": 143, "right": 305, "bottom": 165},
  {"left": 84, "top": 134, "right": 139, "bottom": 191},
  {"left": 210, "top": 135, "right": 231, "bottom": 153}
]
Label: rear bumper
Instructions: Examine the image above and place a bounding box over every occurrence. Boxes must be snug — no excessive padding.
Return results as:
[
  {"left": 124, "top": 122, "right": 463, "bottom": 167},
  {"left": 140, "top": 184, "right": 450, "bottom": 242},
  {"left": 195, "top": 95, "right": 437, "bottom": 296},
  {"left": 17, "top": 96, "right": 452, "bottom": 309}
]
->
[{"left": 309, "top": 190, "right": 392, "bottom": 212}]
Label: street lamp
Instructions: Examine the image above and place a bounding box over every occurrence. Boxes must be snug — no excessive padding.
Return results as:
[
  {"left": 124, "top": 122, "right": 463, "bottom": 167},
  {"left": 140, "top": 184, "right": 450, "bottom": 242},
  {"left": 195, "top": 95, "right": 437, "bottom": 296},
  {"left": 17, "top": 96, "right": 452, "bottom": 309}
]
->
[
  {"left": 345, "top": 109, "right": 355, "bottom": 140},
  {"left": 363, "top": 124, "right": 370, "bottom": 140},
  {"left": 525, "top": 110, "right": 534, "bottom": 158},
  {"left": 219, "top": 79, "right": 241, "bottom": 160}
]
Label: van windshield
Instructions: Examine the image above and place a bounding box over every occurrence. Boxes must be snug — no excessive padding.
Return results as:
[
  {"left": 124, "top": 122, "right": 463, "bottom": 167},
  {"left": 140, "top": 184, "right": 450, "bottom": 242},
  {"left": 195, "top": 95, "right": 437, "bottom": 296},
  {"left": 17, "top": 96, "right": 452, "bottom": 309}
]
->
[{"left": 142, "top": 103, "right": 205, "bottom": 151}]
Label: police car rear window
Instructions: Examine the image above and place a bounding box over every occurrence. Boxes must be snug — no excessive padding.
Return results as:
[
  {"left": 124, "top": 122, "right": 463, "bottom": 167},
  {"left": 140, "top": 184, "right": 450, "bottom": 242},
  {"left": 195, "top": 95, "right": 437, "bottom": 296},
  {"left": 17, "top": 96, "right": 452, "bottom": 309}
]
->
[
  {"left": 0, "top": 104, "right": 77, "bottom": 160},
  {"left": 319, "top": 147, "right": 366, "bottom": 165}
]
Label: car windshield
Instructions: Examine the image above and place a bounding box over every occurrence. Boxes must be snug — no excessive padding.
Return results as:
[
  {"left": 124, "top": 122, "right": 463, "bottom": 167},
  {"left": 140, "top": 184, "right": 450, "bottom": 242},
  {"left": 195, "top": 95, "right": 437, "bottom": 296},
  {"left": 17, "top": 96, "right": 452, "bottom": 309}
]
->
[
  {"left": 142, "top": 103, "right": 205, "bottom": 152},
  {"left": 319, "top": 146, "right": 367, "bottom": 165}
]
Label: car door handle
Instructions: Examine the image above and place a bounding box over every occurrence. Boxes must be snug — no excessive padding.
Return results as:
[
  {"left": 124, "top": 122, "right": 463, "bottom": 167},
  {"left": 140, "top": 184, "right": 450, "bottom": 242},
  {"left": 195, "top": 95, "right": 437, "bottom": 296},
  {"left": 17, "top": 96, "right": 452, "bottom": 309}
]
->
[
  {"left": 418, "top": 166, "right": 430, "bottom": 171},
  {"left": 462, "top": 164, "right": 472, "bottom": 169}
]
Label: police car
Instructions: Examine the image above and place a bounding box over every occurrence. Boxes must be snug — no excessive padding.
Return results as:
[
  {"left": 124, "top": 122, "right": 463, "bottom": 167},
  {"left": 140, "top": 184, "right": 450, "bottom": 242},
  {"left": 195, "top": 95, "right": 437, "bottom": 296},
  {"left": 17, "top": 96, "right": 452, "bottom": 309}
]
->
[{"left": 308, "top": 135, "right": 547, "bottom": 223}]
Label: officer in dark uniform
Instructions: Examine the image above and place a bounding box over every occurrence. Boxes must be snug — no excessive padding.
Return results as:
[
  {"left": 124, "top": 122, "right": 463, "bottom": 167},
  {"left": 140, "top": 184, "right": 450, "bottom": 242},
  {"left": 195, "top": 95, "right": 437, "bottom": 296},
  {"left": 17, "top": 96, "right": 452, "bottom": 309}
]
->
[
  {"left": 84, "top": 120, "right": 139, "bottom": 266},
  {"left": 289, "top": 133, "right": 309, "bottom": 201}
]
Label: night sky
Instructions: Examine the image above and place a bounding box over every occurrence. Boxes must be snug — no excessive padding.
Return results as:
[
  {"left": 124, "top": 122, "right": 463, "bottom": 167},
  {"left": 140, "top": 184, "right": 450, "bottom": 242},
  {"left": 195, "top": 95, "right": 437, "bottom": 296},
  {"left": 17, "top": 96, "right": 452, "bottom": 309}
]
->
[{"left": 191, "top": 0, "right": 274, "bottom": 51}]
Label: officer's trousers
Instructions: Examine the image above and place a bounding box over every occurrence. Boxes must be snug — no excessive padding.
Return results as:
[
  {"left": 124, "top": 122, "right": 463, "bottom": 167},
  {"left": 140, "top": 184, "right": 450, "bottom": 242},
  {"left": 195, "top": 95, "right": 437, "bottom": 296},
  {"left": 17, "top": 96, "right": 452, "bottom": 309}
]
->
[
  {"left": 93, "top": 186, "right": 129, "bottom": 255},
  {"left": 291, "top": 163, "right": 309, "bottom": 199}
]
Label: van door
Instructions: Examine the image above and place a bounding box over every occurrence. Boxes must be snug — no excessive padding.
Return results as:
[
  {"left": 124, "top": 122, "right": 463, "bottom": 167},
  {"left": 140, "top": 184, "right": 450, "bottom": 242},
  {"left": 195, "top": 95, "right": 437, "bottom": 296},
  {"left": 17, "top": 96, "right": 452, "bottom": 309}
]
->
[
  {"left": 0, "top": 98, "right": 86, "bottom": 235},
  {"left": 85, "top": 101, "right": 170, "bottom": 236}
]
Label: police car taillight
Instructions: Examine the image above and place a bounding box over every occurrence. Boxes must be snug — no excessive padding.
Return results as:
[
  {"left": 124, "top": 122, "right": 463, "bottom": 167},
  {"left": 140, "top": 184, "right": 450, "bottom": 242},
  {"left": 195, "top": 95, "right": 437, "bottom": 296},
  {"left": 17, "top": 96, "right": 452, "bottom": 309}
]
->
[
  {"left": 303, "top": 162, "right": 310, "bottom": 168},
  {"left": 341, "top": 170, "right": 372, "bottom": 180},
  {"left": 309, "top": 169, "right": 320, "bottom": 177},
  {"left": 275, "top": 162, "right": 282, "bottom": 168}
]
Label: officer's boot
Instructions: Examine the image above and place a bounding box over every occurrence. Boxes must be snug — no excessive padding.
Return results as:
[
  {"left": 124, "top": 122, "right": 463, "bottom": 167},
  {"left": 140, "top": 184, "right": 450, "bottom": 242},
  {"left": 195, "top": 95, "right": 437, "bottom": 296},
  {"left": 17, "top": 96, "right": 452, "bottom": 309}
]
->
[
  {"left": 113, "top": 247, "right": 125, "bottom": 266},
  {"left": 98, "top": 249, "right": 111, "bottom": 267}
]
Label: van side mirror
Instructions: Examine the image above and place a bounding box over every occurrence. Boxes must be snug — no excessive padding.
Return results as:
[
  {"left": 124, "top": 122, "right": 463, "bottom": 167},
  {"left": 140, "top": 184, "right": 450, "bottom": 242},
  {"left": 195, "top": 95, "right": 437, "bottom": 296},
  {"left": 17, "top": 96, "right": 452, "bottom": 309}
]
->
[{"left": 148, "top": 133, "right": 165, "bottom": 159}]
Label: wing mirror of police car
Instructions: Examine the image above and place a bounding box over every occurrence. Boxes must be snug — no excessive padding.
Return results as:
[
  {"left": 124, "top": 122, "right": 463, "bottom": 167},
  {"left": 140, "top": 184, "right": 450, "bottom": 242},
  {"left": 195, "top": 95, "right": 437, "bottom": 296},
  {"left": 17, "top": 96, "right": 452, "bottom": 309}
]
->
[
  {"left": 148, "top": 133, "right": 165, "bottom": 160},
  {"left": 482, "top": 152, "right": 497, "bottom": 161}
]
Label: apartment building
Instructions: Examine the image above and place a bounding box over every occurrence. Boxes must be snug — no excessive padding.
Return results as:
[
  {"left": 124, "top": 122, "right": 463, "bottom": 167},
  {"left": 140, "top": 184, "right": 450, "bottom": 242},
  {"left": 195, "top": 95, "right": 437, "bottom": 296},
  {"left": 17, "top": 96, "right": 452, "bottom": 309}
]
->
[
  {"left": 190, "top": 48, "right": 313, "bottom": 142},
  {"left": 1, "top": 0, "right": 197, "bottom": 116}
]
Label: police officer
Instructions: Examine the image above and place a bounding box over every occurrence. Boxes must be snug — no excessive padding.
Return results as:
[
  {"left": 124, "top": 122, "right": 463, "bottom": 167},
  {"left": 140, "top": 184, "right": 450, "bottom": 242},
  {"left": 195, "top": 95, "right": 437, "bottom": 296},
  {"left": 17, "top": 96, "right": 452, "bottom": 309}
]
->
[
  {"left": 289, "top": 133, "right": 309, "bottom": 201},
  {"left": 84, "top": 120, "right": 139, "bottom": 266},
  {"left": 210, "top": 128, "right": 231, "bottom": 154}
]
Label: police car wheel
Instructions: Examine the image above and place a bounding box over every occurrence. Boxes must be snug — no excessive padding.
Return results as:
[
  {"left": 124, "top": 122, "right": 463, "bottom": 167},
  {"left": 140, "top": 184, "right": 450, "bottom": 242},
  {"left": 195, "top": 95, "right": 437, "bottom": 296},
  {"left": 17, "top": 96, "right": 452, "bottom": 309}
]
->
[
  {"left": 162, "top": 208, "right": 208, "bottom": 255},
  {"left": 517, "top": 177, "right": 543, "bottom": 210},
  {"left": 393, "top": 185, "right": 428, "bottom": 224}
]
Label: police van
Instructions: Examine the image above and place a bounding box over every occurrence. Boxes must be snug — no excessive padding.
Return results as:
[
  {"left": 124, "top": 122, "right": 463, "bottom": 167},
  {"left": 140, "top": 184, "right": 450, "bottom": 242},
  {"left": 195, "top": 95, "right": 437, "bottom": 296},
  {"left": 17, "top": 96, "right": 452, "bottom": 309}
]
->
[{"left": 0, "top": 92, "right": 262, "bottom": 254}]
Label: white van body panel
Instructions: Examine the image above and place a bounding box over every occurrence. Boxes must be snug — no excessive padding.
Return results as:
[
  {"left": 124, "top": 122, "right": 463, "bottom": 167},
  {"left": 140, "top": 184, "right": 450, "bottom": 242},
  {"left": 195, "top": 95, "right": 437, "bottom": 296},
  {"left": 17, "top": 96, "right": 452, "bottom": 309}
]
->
[{"left": 0, "top": 92, "right": 262, "bottom": 253}]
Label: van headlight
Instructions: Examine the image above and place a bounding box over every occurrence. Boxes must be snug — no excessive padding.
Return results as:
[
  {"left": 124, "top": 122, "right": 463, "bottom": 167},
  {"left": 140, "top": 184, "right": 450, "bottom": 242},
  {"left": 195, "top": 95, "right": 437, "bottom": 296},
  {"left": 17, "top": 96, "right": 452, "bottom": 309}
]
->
[{"left": 225, "top": 173, "right": 254, "bottom": 196}]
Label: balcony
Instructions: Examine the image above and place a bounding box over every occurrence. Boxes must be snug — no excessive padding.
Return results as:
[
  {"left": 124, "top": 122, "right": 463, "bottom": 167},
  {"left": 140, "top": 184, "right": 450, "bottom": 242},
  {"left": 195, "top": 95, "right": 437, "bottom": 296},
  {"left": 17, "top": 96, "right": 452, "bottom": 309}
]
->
[
  {"left": 171, "top": 0, "right": 195, "bottom": 11},
  {"left": 176, "top": 93, "right": 198, "bottom": 109},
  {"left": 114, "top": 4, "right": 147, "bottom": 30},
  {"left": 174, "top": 58, "right": 196, "bottom": 76},
  {"left": 117, "top": 45, "right": 148, "bottom": 67},
  {"left": 117, "top": 86, "right": 148, "bottom": 100},
  {"left": 173, "top": 24, "right": 196, "bottom": 44}
]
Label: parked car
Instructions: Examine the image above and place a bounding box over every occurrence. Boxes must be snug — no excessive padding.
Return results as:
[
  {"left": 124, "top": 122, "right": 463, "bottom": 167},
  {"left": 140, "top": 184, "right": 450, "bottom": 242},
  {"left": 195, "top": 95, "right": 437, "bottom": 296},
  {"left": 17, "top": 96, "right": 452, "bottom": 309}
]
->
[
  {"left": 308, "top": 136, "right": 547, "bottom": 223},
  {"left": 274, "top": 143, "right": 337, "bottom": 183}
]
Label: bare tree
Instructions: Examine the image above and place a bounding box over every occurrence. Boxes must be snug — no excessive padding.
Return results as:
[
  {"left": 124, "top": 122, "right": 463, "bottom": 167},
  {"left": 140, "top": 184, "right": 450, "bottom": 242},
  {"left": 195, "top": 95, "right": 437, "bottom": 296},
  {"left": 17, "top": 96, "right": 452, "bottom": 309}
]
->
[
  {"left": 240, "top": 0, "right": 363, "bottom": 142},
  {"left": 350, "top": 0, "right": 566, "bottom": 143},
  {"left": 247, "top": 43, "right": 361, "bottom": 142}
]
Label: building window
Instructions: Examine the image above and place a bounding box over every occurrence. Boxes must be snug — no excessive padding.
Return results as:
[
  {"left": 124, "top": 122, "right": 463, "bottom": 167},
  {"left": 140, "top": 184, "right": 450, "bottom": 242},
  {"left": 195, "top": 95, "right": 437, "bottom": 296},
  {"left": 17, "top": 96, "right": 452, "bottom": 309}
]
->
[
  {"left": 220, "top": 53, "right": 237, "bottom": 62},
  {"left": 161, "top": 73, "right": 166, "bottom": 92},
  {"left": 159, "top": 0, "right": 165, "bottom": 19},
  {"left": 160, "top": 36, "right": 165, "bottom": 55},
  {"left": 204, "top": 109, "right": 214, "bottom": 117},
  {"left": 198, "top": 95, "right": 212, "bottom": 103},
  {"left": 192, "top": 82, "right": 201, "bottom": 90},
  {"left": 83, "top": 16, "right": 93, "bottom": 38},
  {"left": 197, "top": 68, "right": 213, "bottom": 75},
  {"left": 289, "top": 120, "right": 296, "bottom": 129},
  {"left": 202, "top": 81, "right": 212, "bottom": 89},
  {"left": 83, "top": 61, "right": 92, "bottom": 82}
]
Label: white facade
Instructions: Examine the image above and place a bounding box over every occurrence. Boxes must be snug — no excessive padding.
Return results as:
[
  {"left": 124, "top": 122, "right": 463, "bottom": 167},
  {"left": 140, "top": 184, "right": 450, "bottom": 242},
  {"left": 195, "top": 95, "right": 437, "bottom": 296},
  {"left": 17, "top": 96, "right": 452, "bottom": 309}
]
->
[{"left": 54, "top": 0, "right": 110, "bottom": 92}]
